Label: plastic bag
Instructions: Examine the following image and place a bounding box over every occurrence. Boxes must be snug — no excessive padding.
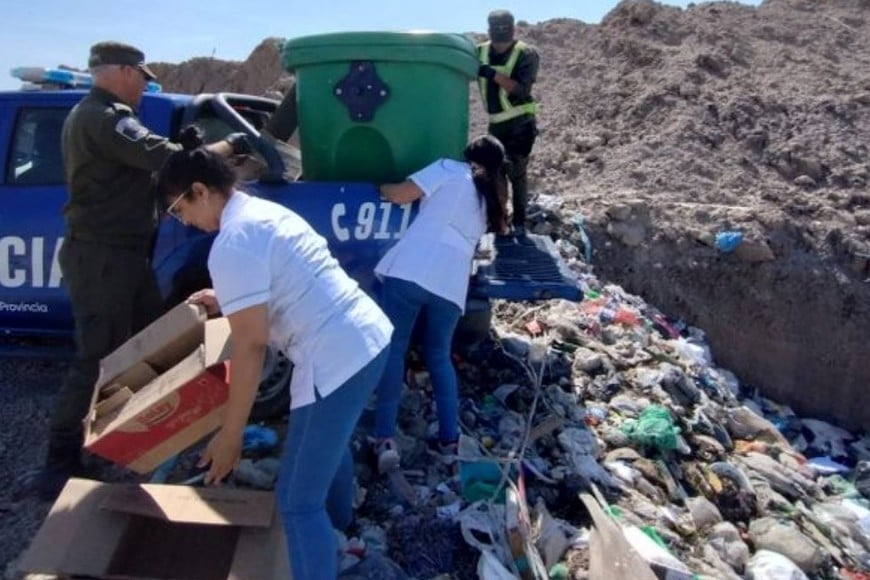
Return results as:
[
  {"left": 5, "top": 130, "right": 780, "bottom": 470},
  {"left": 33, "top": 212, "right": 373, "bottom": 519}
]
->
[
  {"left": 457, "top": 501, "right": 515, "bottom": 575},
  {"left": 621, "top": 405, "right": 679, "bottom": 452},
  {"left": 715, "top": 230, "right": 744, "bottom": 253},
  {"left": 745, "top": 549, "right": 808, "bottom": 580},
  {"left": 671, "top": 336, "right": 712, "bottom": 366},
  {"left": 534, "top": 499, "right": 577, "bottom": 570},
  {"left": 479, "top": 550, "right": 518, "bottom": 580}
]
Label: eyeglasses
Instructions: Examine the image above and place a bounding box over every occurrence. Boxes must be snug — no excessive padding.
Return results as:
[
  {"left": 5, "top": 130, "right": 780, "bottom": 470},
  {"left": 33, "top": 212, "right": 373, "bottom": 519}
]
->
[{"left": 166, "top": 188, "right": 190, "bottom": 223}]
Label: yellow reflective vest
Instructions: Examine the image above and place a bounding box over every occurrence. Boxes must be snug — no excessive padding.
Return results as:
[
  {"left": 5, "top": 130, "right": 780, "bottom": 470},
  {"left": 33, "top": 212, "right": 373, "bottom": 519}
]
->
[{"left": 477, "top": 41, "right": 538, "bottom": 124}]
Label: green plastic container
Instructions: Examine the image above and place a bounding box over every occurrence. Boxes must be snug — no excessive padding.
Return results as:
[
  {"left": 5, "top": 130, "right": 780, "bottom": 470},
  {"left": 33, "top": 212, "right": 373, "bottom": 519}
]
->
[{"left": 283, "top": 32, "right": 479, "bottom": 183}]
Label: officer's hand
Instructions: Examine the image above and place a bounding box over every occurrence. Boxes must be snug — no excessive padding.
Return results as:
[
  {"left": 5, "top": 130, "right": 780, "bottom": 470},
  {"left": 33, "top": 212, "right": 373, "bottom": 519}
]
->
[
  {"left": 225, "top": 132, "right": 252, "bottom": 156},
  {"left": 478, "top": 65, "right": 497, "bottom": 80}
]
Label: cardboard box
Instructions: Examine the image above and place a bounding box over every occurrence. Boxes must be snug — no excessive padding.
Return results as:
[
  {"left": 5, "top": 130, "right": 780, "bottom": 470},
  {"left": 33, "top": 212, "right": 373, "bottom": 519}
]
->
[
  {"left": 84, "top": 302, "right": 233, "bottom": 473},
  {"left": 18, "top": 478, "right": 290, "bottom": 579}
]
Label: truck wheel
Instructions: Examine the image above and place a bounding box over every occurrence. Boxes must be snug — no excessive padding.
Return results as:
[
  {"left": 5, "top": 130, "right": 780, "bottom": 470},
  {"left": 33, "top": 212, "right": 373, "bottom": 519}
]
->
[{"left": 251, "top": 346, "right": 293, "bottom": 421}]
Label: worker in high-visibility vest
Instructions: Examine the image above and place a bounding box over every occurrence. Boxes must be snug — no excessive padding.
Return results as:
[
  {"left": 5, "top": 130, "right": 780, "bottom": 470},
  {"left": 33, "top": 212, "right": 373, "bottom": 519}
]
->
[{"left": 477, "top": 9, "right": 540, "bottom": 235}]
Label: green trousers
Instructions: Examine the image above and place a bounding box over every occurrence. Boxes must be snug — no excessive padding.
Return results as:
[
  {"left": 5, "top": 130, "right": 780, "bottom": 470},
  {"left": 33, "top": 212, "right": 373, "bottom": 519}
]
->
[
  {"left": 48, "top": 237, "right": 164, "bottom": 466},
  {"left": 489, "top": 117, "right": 537, "bottom": 228}
]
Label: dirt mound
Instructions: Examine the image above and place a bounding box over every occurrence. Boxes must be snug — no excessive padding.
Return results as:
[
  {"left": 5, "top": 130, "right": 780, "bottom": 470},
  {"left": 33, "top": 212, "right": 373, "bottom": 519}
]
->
[
  {"left": 521, "top": 0, "right": 870, "bottom": 430},
  {"left": 150, "top": 38, "right": 290, "bottom": 97},
  {"left": 155, "top": 0, "right": 870, "bottom": 430}
]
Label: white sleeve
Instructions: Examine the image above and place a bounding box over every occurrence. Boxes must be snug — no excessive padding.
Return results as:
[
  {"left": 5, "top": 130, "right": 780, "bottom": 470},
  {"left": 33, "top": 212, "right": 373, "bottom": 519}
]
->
[
  {"left": 409, "top": 159, "right": 454, "bottom": 198},
  {"left": 208, "top": 241, "right": 270, "bottom": 316}
]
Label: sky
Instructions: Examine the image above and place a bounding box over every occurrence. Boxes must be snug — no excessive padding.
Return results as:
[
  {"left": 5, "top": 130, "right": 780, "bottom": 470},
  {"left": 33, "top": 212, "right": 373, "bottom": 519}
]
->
[{"left": 1, "top": 0, "right": 762, "bottom": 91}]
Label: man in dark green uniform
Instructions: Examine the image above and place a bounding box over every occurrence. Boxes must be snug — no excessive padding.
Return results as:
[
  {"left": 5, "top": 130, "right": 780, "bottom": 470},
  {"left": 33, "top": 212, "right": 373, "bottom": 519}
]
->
[
  {"left": 477, "top": 10, "right": 540, "bottom": 234},
  {"left": 33, "top": 41, "right": 249, "bottom": 500}
]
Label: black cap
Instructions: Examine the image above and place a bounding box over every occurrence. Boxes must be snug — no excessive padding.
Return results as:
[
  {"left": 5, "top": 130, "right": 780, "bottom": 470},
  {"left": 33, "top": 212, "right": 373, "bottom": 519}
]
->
[
  {"left": 487, "top": 10, "right": 515, "bottom": 43},
  {"left": 88, "top": 41, "right": 157, "bottom": 81}
]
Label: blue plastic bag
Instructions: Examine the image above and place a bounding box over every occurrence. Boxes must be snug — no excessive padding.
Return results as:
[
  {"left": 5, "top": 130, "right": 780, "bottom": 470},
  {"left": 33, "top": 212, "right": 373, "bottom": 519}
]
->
[{"left": 715, "top": 231, "right": 743, "bottom": 253}]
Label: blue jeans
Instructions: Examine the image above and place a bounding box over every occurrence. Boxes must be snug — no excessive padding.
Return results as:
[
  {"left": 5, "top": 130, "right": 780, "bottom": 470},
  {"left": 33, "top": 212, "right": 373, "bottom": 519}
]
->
[
  {"left": 276, "top": 346, "right": 388, "bottom": 580},
  {"left": 375, "top": 276, "right": 462, "bottom": 444}
]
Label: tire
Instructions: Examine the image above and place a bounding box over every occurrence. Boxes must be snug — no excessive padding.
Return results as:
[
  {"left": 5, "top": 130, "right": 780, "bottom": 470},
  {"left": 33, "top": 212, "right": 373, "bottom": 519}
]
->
[{"left": 251, "top": 346, "right": 293, "bottom": 421}]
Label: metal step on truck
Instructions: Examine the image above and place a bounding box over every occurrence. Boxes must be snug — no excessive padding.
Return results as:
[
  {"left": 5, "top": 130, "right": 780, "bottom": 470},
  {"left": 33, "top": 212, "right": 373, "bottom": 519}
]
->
[{"left": 0, "top": 32, "right": 581, "bottom": 419}]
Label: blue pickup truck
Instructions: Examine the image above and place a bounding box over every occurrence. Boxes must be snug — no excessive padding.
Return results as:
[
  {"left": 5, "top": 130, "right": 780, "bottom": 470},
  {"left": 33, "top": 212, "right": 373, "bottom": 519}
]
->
[{"left": 0, "top": 59, "right": 580, "bottom": 417}]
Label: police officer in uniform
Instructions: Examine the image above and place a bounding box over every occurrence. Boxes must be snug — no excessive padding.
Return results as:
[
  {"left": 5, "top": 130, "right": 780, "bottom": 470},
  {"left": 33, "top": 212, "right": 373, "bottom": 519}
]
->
[
  {"left": 477, "top": 10, "right": 540, "bottom": 234},
  {"left": 33, "top": 41, "right": 250, "bottom": 500}
]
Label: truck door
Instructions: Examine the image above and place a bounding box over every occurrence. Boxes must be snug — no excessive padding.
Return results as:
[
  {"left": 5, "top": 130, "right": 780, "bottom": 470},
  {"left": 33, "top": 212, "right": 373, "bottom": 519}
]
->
[{"left": 0, "top": 102, "right": 72, "bottom": 336}]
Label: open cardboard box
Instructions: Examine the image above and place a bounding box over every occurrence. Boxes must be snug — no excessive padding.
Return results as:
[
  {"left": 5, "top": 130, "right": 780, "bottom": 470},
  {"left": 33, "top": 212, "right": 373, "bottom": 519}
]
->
[
  {"left": 18, "top": 478, "right": 290, "bottom": 579},
  {"left": 84, "top": 302, "right": 233, "bottom": 473}
]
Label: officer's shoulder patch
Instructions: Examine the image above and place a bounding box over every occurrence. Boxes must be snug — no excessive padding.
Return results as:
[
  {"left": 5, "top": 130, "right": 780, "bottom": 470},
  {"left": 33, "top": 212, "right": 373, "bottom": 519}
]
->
[{"left": 114, "top": 116, "right": 149, "bottom": 142}]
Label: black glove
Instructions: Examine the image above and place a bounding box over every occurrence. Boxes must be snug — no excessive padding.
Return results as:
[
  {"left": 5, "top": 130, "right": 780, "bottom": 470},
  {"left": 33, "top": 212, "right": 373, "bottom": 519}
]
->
[
  {"left": 478, "top": 65, "right": 497, "bottom": 80},
  {"left": 225, "top": 132, "right": 252, "bottom": 155}
]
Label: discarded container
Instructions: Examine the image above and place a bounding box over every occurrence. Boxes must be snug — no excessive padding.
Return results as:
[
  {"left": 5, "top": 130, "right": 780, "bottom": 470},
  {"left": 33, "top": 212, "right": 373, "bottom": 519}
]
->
[
  {"left": 83, "top": 303, "right": 232, "bottom": 473},
  {"left": 19, "top": 479, "right": 289, "bottom": 579},
  {"left": 283, "top": 32, "right": 479, "bottom": 182}
]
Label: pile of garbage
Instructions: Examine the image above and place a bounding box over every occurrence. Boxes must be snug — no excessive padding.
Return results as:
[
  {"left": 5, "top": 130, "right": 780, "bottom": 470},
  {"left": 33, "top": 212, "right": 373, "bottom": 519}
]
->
[{"left": 191, "top": 200, "right": 870, "bottom": 579}]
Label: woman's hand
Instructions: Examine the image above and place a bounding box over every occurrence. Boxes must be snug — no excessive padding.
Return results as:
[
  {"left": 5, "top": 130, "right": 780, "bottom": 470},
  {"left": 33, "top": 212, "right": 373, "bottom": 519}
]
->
[
  {"left": 198, "top": 427, "right": 243, "bottom": 485},
  {"left": 187, "top": 288, "right": 221, "bottom": 316},
  {"left": 197, "top": 303, "right": 270, "bottom": 486}
]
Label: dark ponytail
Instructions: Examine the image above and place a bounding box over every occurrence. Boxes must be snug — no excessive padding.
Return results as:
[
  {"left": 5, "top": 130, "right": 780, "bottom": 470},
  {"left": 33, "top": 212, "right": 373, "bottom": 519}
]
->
[
  {"left": 156, "top": 125, "right": 237, "bottom": 207},
  {"left": 464, "top": 135, "right": 508, "bottom": 234}
]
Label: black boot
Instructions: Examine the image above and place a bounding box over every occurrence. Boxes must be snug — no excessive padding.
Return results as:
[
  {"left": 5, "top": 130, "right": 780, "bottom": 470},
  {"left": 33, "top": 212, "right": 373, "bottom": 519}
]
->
[{"left": 30, "top": 436, "right": 86, "bottom": 501}]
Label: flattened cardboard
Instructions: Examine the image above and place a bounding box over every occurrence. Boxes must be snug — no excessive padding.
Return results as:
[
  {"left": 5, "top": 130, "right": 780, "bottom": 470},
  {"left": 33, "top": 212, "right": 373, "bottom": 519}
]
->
[
  {"left": 84, "top": 305, "right": 234, "bottom": 473},
  {"left": 19, "top": 478, "right": 290, "bottom": 580},
  {"left": 100, "top": 483, "right": 274, "bottom": 527}
]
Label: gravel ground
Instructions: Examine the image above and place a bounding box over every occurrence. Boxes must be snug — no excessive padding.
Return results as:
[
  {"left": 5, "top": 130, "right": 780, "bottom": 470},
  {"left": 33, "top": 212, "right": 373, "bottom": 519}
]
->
[
  {"left": 0, "top": 358, "right": 64, "bottom": 576},
  {"left": 0, "top": 357, "right": 146, "bottom": 578}
]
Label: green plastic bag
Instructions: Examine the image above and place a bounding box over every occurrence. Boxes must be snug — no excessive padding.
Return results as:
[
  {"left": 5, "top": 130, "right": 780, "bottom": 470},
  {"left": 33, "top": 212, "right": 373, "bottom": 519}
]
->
[{"left": 621, "top": 405, "right": 679, "bottom": 452}]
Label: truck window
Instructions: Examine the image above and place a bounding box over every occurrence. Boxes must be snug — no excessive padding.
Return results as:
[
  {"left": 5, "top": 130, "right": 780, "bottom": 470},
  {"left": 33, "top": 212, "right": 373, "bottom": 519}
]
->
[
  {"left": 193, "top": 112, "right": 236, "bottom": 143},
  {"left": 193, "top": 107, "right": 270, "bottom": 143},
  {"left": 7, "top": 108, "right": 68, "bottom": 185}
]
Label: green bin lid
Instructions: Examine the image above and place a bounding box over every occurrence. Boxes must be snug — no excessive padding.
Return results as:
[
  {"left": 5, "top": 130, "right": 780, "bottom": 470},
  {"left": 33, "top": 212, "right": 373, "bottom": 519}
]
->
[{"left": 283, "top": 31, "right": 479, "bottom": 78}]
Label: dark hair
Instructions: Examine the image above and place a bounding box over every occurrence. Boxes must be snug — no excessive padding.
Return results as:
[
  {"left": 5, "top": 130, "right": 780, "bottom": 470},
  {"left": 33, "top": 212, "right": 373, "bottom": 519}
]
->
[
  {"left": 156, "top": 125, "right": 236, "bottom": 207},
  {"left": 464, "top": 135, "right": 508, "bottom": 234}
]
